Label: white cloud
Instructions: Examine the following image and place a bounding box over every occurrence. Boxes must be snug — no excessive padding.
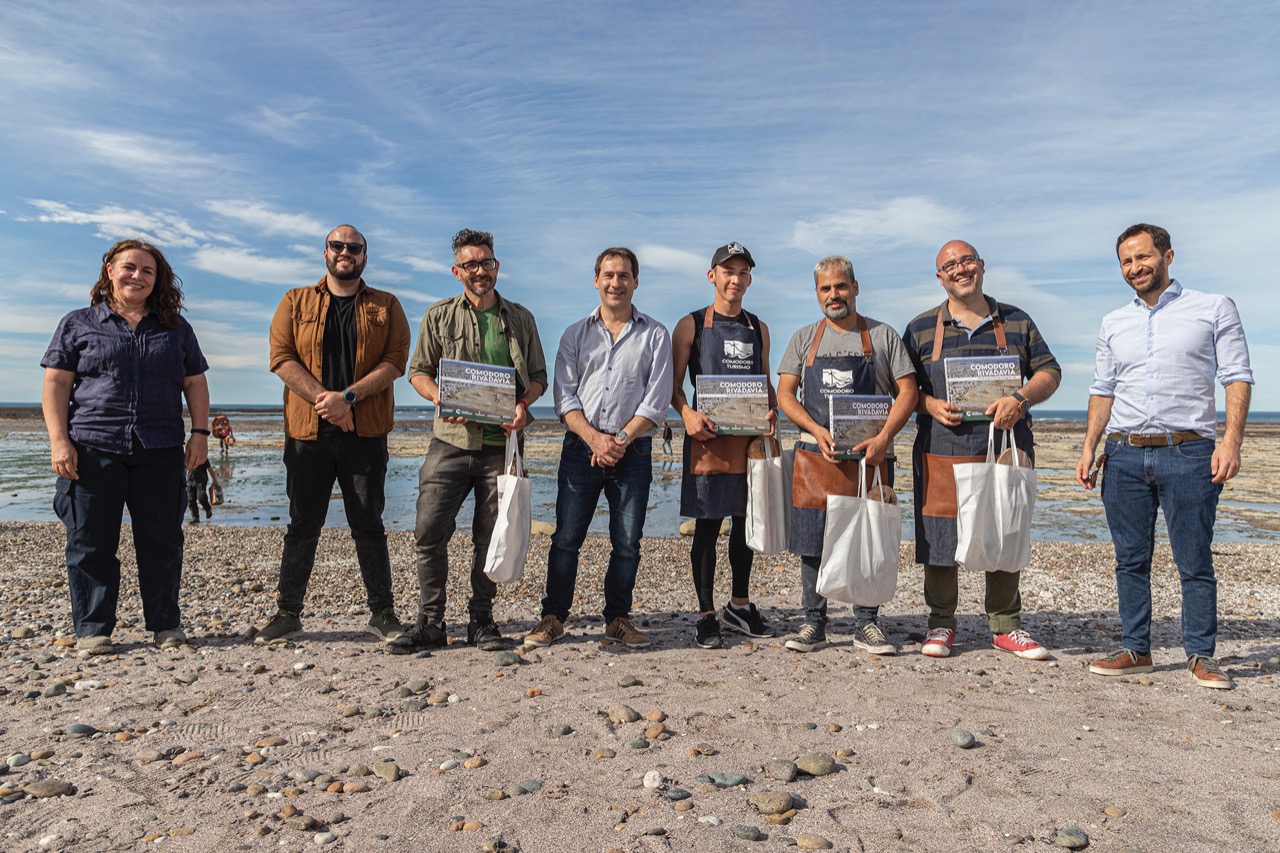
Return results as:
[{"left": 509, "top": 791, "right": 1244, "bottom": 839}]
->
[
  {"left": 400, "top": 255, "right": 453, "bottom": 275},
  {"left": 203, "top": 201, "right": 327, "bottom": 239},
  {"left": 792, "top": 197, "right": 965, "bottom": 255},
  {"left": 636, "top": 244, "right": 706, "bottom": 278},
  {"left": 189, "top": 247, "right": 315, "bottom": 286},
  {"left": 26, "top": 200, "right": 218, "bottom": 249},
  {"left": 66, "top": 129, "right": 239, "bottom": 184}
]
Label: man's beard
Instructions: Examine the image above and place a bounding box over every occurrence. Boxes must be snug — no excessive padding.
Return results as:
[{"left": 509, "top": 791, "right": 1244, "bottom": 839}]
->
[
  {"left": 327, "top": 257, "right": 365, "bottom": 282},
  {"left": 823, "top": 301, "right": 851, "bottom": 320}
]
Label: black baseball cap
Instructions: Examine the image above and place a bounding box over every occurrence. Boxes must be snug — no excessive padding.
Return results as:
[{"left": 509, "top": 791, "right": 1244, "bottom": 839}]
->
[{"left": 711, "top": 242, "right": 755, "bottom": 269}]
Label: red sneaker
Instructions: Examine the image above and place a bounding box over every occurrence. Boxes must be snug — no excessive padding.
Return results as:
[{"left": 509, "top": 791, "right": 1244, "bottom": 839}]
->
[
  {"left": 921, "top": 627, "right": 955, "bottom": 658},
  {"left": 992, "top": 629, "right": 1049, "bottom": 660}
]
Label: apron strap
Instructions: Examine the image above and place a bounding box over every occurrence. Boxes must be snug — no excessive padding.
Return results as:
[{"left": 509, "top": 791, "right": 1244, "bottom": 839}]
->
[
  {"left": 930, "top": 304, "right": 1008, "bottom": 363},
  {"left": 805, "top": 315, "right": 871, "bottom": 367},
  {"left": 702, "top": 306, "right": 755, "bottom": 330}
]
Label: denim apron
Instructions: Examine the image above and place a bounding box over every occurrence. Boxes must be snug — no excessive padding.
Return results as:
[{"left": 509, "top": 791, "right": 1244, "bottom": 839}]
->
[
  {"left": 681, "top": 306, "right": 763, "bottom": 518},
  {"left": 789, "top": 316, "right": 881, "bottom": 557},
  {"left": 911, "top": 306, "right": 1034, "bottom": 566}
]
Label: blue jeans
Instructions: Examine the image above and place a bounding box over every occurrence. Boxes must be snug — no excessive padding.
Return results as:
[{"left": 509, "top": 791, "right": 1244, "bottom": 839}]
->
[
  {"left": 799, "top": 555, "right": 879, "bottom": 630},
  {"left": 277, "top": 434, "right": 394, "bottom": 615},
  {"left": 1101, "top": 437, "right": 1222, "bottom": 657},
  {"left": 54, "top": 440, "right": 186, "bottom": 637},
  {"left": 542, "top": 433, "right": 652, "bottom": 622}
]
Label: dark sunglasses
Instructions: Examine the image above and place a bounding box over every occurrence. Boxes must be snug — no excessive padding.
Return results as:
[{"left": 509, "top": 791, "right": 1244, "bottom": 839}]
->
[{"left": 328, "top": 241, "right": 366, "bottom": 255}]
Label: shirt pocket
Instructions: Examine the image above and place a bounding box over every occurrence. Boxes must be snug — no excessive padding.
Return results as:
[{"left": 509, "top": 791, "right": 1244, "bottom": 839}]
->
[{"left": 364, "top": 305, "right": 388, "bottom": 326}]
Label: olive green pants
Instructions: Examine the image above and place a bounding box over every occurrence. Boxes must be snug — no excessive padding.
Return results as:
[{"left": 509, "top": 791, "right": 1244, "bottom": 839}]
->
[{"left": 924, "top": 564, "right": 1021, "bottom": 634}]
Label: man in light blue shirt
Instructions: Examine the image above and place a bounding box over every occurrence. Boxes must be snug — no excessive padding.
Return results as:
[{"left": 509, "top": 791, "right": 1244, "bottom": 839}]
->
[
  {"left": 525, "top": 247, "right": 673, "bottom": 649},
  {"left": 1076, "top": 223, "right": 1253, "bottom": 690}
]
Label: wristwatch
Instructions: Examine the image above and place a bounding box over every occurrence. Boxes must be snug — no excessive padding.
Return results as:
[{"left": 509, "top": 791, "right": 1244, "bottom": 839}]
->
[
  {"left": 1011, "top": 391, "right": 1031, "bottom": 414},
  {"left": 614, "top": 429, "right": 631, "bottom": 446},
  {"left": 342, "top": 388, "right": 358, "bottom": 405}
]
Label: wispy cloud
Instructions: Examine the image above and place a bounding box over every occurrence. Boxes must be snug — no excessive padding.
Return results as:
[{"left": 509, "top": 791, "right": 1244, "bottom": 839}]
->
[
  {"left": 792, "top": 198, "right": 964, "bottom": 255},
  {"left": 203, "top": 201, "right": 327, "bottom": 239},
  {"left": 24, "top": 200, "right": 220, "bottom": 248},
  {"left": 188, "top": 247, "right": 315, "bottom": 287},
  {"left": 65, "top": 130, "right": 239, "bottom": 185}
]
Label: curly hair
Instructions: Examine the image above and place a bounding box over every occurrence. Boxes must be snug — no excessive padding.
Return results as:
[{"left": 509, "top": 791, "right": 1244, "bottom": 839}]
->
[
  {"left": 451, "top": 229, "right": 494, "bottom": 259},
  {"left": 90, "top": 239, "right": 185, "bottom": 329}
]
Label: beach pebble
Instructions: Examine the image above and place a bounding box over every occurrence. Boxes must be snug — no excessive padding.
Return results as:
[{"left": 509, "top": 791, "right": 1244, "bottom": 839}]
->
[
  {"left": 484, "top": 789, "right": 508, "bottom": 801},
  {"left": 347, "top": 763, "right": 372, "bottom": 776},
  {"left": 666, "top": 788, "right": 691, "bottom": 801},
  {"left": 952, "top": 729, "right": 977, "bottom": 749},
  {"left": 643, "top": 709, "right": 666, "bottom": 722},
  {"left": 494, "top": 651, "right": 521, "bottom": 667},
  {"left": 256, "top": 735, "right": 286, "bottom": 748},
  {"left": 617, "top": 675, "right": 642, "bottom": 687},
  {"left": 549, "top": 724, "right": 573, "bottom": 738},
  {"left": 748, "top": 791, "right": 794, "bottom": 815},
  {"left": 1105, "top": 806, "right": 1126, "bottom": 818},
  {"left": 594, "top": 748, "right": 616, "bottom": 759},
  {"left": 463, "top": 756, "right": 487, "bottom": 769},
  {"left": 1055, "top": 827, "right": 1089, "bottom": 848},
  {"left": 796, "top": 834, "right": 833, "bottom": 850},
  {"left": 698, "top": 816, "right": 722, "bottom": 826},
  {"left": 289, "top": 769, "right": 321, "bottom": 783},
  {"left": 314, "top": 832, "right": 337, "bottom": 845},
  {"left": 732, "top": 824, "right": 764, "bottom": 841},
  {"left": 174, "top": 671, "right": 198, "bottom": 685},
  {"left": 294, "top": 662, "right": 313, "bottom": 671},
  {"left": 7, "top": 754, "right": 30, "bottom": 768},
  {"left": 643, "top": 770, "right": 664, "bottom": 789},
  {"left": 64, "top": 723, "right": 97, "bottom": 737},
  {"left": 11, "top": 627, "right": 35, "bottom": 639},
  {"left": 24, "top": 779, "right": 75, "bottom": 798},
  {"left": 340, "top": 705, "right": 360, "bottom": 718},
  {"left": 712, "top": 772, "right": 747, "bottom": 788},
  {"left": 606, "top": 704, "right": 640, "bottom": 724},
  {"left": 406, "top": 678, "right": 430, "bottom": 694},
  {"left": 341, "top": 782, "right": 370, "bottom": 794},
  {"left": 765, "top": 760, "right": 798, "bottom": 782},
  {"left": 796, "top": 753, "right": 837, "bottom": 776},
  {"left": 440, "top": 759, "right": 460, "bottom": 771},
  {"left": 42, "top": 684, "right": 67, "bottom": 698},
  {"left": 372, "top": 761, "right": 399, "bottom": 782},
  {"left": 626, "top": 738, "right": 650, "bottom": 750}
]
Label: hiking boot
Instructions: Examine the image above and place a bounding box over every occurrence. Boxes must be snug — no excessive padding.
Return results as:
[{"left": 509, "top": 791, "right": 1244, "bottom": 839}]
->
[
  {"left": 467, "top": 619, "right": 507, "bottom": 652},
  {"left": 367, "top": 608, "right": 406, "bottom": 642},
  {"left": 721, "top": 602, "right": 775, "bottom": 638},
  {"left": 1088, "top": 648, "right": 1153, "bottom": 676},
  {"left": 851, "top": 622, "right": 897, "bottom": 655},
  {"left": 784, "top": 623, "right": 826, "bottom": 653},
  {"left": 255, "top": 610, "right": 301, "bottom": 645},
  {"left": 1188, "top": 654, "right": 1234, "bottom": 690},
  {"left": 154, "top": 628, "right": 187, "bottom": 650},
  {"left": 75, "top": 635, "right": 113, "bottom": 655},
  {"left": 524, "top": 615, "right": 565, "bottom": 648},
  {"left": 388, "top": 623, "right": 448, "bottom": 655},
  {"left": 694, "top": 614, "right": 723, "bottom": 649},
  {"left": 921, "top": 627, "right": 955, "bottom": 658},
  {"left": 603, "top": 617, "right": 650, "bottom": 648},
  {"left": 992, "top": 629, "right": 1049, "bottom": 661}
]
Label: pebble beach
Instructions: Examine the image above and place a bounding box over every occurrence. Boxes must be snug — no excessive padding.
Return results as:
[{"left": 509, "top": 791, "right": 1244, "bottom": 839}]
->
[{"left": 1, "top": 413, "right": 1279, "bottom": 851}]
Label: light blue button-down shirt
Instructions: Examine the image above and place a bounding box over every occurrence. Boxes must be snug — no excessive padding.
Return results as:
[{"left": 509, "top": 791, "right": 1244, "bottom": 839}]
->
[
  {"left": 1089, "top": 280, "right": 1253, "bottom": 438},
  {"left": 554, "top": 305, "right": 673, "bottom": 436}
]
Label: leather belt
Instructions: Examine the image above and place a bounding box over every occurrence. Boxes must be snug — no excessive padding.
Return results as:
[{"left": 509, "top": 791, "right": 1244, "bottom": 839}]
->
[{"left": 1107, "top": 430, "right": 1206, "bottom": 447}]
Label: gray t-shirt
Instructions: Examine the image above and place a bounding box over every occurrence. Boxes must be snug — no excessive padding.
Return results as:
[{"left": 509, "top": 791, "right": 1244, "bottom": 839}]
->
[{"left": 779, "top": 316, "right": 915, "bottom": 404}]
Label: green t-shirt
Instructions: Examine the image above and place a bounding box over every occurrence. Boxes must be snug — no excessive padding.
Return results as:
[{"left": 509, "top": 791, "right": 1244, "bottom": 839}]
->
[{"left": 476, "top": 305, "right": 513, "bottom": 445}]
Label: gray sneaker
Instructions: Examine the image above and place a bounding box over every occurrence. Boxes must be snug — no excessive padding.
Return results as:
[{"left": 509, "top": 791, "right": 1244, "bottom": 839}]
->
[
  {"left": 851, "top": 622, "right": 897, "bottom": 655},
  {"left": 255, "top": 609, "right": 301, "bottom": 644},
  {"left": 784, "top": 623, "right": 826, "bottom": 653},
  {"left": 367, "top": 608, "right": 406, "bottom": 642},
  {"left": 154, "top": 628, "right": 187, "bottom": 650},
  {"left": 75, "top": 635, "right": 113, "bottom": 655}
]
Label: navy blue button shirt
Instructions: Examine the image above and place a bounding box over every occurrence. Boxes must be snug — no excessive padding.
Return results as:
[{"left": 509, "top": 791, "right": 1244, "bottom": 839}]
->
[{"left": 41, "top": 303, "right": 209, "bottom": 454}]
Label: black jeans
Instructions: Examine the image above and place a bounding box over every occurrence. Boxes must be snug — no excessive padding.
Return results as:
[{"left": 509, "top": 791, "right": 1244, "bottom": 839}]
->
[
  {"left": 54, "top": 440, "right": 186, "bottom": 637},
  {"left": 277, "top": 433, "right": 394, "bottom": 615}
]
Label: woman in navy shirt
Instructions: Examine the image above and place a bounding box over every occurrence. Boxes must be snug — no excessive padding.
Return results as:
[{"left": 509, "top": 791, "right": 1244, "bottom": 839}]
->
[{"left": 40, "top": 239, "right": 210, "bottom": 655}]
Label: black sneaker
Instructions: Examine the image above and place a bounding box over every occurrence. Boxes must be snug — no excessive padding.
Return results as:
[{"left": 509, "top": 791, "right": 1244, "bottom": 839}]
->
[
  {"left": 388, "top": 622, "right": 448, "bottom": 655},
  {"left": 467, "top": 619, "right": 508, "bottom": 652},
  {"left": 720, "top": 602, "right": 775, "bottom": 638},
  {"left": 695, "top": 614, "right": 723, "bottom": 649}
]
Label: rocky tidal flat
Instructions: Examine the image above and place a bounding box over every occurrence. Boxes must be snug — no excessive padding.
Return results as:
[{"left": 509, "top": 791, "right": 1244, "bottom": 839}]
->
[{"left": 0, "top": 520, "right": 1278, "bottom": 851}]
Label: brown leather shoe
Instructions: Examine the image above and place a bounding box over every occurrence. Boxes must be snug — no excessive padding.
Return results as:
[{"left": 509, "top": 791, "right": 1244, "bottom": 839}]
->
[
  {"left": 603, "top": 617, "right": 650, "bottom": 648},
  {"left": 1088, "top": 648, "right": 1153, "bottom": 676},
  {"left": 1187, "top": 655, "right": 1234, "bottom": 690},
  {"left": 524, "top": 615, "right": 565, "bottom": 648}
]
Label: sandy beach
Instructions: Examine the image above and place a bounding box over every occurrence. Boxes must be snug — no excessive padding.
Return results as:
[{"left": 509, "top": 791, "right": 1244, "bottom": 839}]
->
[{"left": 1, "top": 413, "right": 1279, "bottom": 851}]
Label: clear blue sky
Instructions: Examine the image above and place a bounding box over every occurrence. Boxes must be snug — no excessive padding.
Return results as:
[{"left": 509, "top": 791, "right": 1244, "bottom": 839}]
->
[{"left": 2, "top": 1, "right": 1275, "bottom": 409}]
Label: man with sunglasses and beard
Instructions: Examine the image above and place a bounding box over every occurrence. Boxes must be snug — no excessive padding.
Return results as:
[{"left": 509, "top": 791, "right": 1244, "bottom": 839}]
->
[{"left": 258, "top": 225, "right": 411, "bottom": 645}]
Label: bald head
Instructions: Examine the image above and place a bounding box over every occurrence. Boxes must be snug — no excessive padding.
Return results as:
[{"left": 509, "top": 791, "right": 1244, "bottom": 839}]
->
[{"left": 936, "top": 240, "right": 978, "bottom": 271}]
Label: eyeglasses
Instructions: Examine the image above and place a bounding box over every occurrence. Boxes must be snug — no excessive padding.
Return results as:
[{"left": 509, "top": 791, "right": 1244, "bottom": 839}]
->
[
  {"left": 327, "top": 241, "right": 366, "bottom": 255},
  {"left": 457, "top": 258, "right": 498, "bottom": 273},
  {"left": 938, "top": 255, "right": 981, "bottom": 274}
]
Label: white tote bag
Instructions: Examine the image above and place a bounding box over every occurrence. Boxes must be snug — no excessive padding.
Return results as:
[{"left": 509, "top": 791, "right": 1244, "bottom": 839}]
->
[
  {"left": 745, "top": 437, "right": 789, "bottom": 554},
  {"left": 816, "top": 460, "right": 902, "bottom": 606},
  {"left": 483, "top": 433, "right": 532, "bottom": 583},
  {"left": 953, "top": 422, "right": 1036, "bottom": 572}
]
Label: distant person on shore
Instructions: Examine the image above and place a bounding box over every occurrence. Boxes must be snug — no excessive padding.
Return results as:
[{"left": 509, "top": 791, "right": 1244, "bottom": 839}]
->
[
  {"left": 777, "top": 256, "right": 916, "bottom": 654},
  {"left": 211, "top": 414, "right": 236, "bottom": 453},
  {"left": 671, "top": 242, "right": 779, "bottom": 649},
  {"left": 902, "top": 241, "right": 1059, "bottom": 660},
  {"left": 662, "top": 423, "right": 673, "bottom": 457},
  {"left": 391, "top": 229, "right": 547, "bottom": 655},
  {"left": 524, "top": 247, "right": 673, "bottom": 648},
  {"left": 1076, "top": 224, "right": 1253, "bottom": 690},
  {"left": 40, "top": 239, "right": 210, "bottom": 655},
  {"left": 257, "top": 225, "right": 411, "bottom": 645},
  {"left": 186, "top": 459, "right": 220, "bottom": 523}
]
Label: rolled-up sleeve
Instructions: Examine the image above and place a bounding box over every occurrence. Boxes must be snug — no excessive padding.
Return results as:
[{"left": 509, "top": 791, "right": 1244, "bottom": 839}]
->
[
  {"left": 634, "top": 325, "right": 672, "bottom": 426},
  {"left": 1213, "top": 296, "right": 1254, "bottom": 387},
  {"left": 268, "top": 293, "right": 300, "bottom": 373},
  {"left": 382, "top": 297, "right": 411, "bottom": 375},
  {"left": 1088, "top": 317, "right": 1117, "bottom": 397},
  {"left": 553, "top": 322, "right": 585, "bottom": 417}
]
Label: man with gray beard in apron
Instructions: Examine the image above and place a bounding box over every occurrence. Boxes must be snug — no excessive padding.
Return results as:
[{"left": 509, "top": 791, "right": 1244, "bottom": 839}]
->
[
  {"left": 902, "top": 240, "right": 1060, "bottom": 660},
  {"left": 671, "top": 243, "right": 779, "bottom": 649},
  {"left": 777, "top": 256, "right": 918, "bottom": 653}
]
